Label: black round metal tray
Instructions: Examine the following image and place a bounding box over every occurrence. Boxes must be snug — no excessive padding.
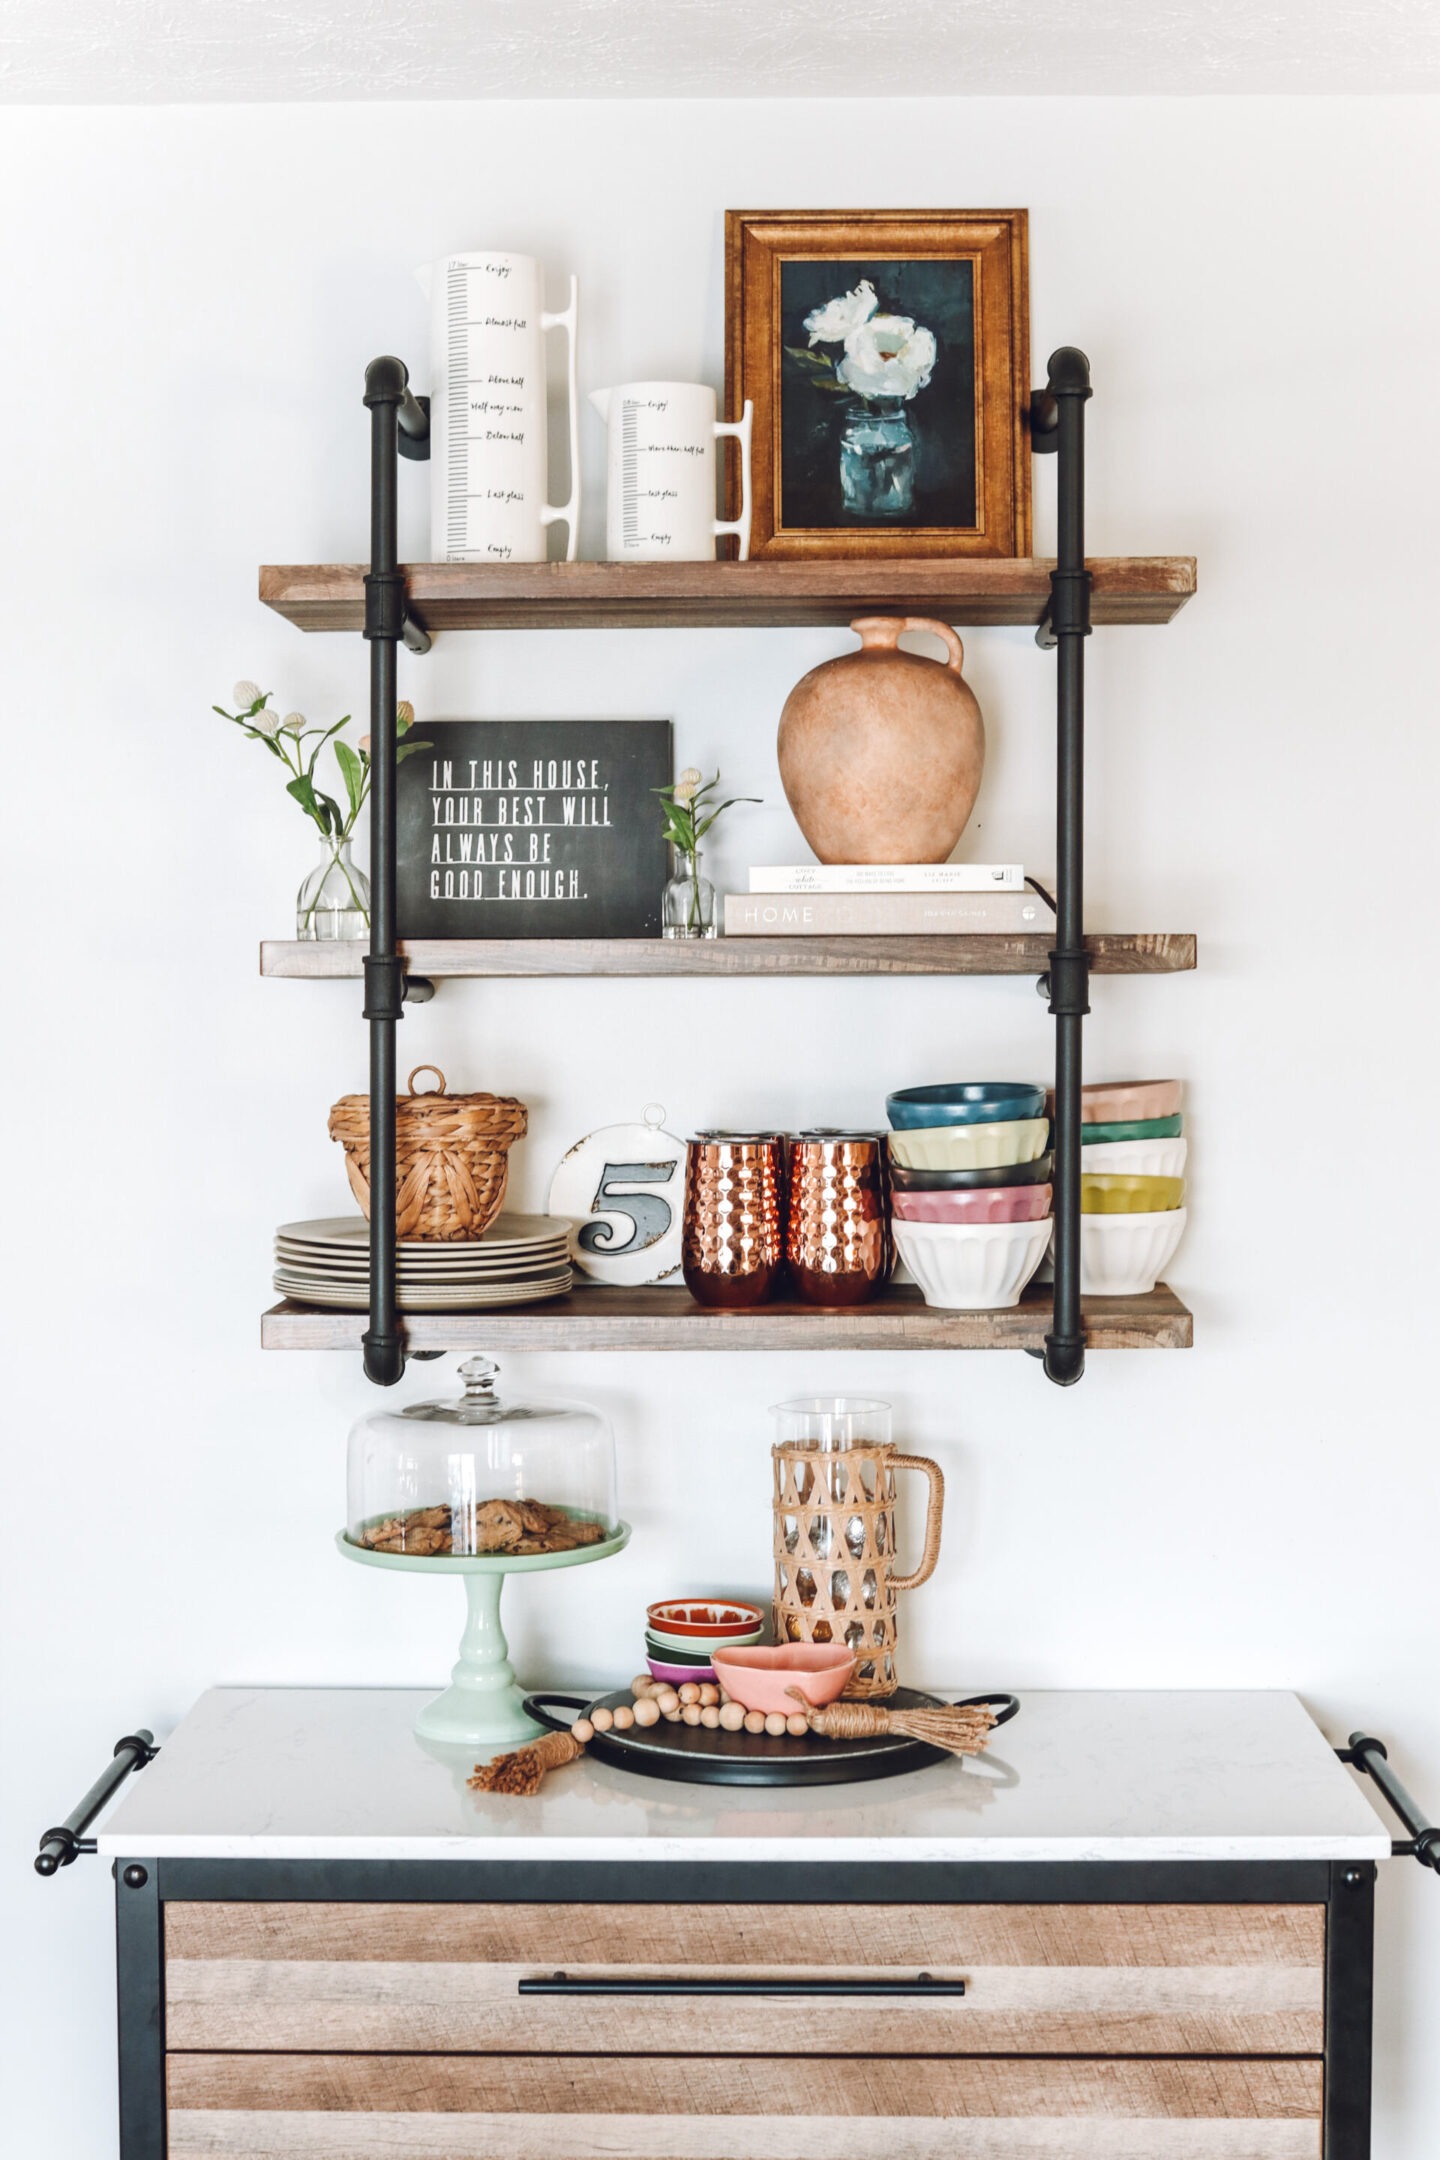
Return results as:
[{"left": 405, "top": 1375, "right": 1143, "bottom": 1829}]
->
[{"left": 524, "top": 1689, "right": 1020, "bottom": 1787}]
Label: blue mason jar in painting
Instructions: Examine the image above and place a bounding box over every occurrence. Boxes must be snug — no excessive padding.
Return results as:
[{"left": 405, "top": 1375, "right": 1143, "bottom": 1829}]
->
[{"left": 838, "top": 397, "right": 916, "bottom": 518}]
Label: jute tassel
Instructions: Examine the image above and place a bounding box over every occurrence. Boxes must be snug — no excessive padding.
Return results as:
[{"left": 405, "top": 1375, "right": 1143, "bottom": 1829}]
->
[
  {"left": 786, "top": 1689, "right": 997, "bottom": 1758},
  {"left": 467, "top": 1731, "right": 584, "bottom": 1797}
]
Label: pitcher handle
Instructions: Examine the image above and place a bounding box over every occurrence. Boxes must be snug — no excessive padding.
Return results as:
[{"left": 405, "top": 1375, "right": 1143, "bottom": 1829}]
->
[
  {"left": 540, "top": 275, "right": 580, "bottom": 562},
  {"left": 887, "top": 1452, "right": 945, "bottom": 1592},
  {"left": 713, "top": 399, "right": 753, "bottom": 562},
  {"left": 852, "top": 617, "right": 966, "bottom": 675}
]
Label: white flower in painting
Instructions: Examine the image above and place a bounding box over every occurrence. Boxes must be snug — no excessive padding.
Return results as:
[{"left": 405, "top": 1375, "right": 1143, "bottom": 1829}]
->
[
  {"left": 838, "top": 315, "right": 938, "bottom": 401},
  {"left": 251, "top": 708, "right": 281, "bottom": 738},
  {"left": 804, "top": 280, "right": 878, "bottom": 347},
  {"left": 232, "top": 679, "right": 261, "bottom": 709}
]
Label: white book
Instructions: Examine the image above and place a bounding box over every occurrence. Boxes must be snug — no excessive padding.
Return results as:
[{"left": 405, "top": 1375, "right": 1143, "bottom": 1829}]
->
[{"left": 748, "top": 863, "right": 1025, "bottom": 894}]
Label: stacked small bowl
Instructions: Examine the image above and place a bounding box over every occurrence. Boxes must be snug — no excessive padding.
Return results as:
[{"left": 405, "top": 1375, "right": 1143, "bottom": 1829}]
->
[
  {"left": 1080, "top": 1079, "right": 1187, "bottom": 1294},
  {"left": 886, "top": 1083, "right": 1053, "bottom": 1311},
  {"left": 644, "top": 1598, "right": 765, "bottom": 1689}
]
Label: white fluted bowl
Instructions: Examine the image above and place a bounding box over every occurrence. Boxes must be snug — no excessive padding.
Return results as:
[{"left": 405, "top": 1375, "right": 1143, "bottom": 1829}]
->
[
  {"left": 891, "top": 1215, "right": 1052, "bottom": 1312},
  {"left": 1079, "top": 1206, "right": 1187, "bottom": 1296},
  {"left": 1080, "top": 1135, "right": 1188, "bottom": 1178}
]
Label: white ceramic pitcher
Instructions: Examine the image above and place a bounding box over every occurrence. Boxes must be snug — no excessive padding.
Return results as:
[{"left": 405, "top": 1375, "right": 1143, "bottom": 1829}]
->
[
  {"left": 418, "top": 250, "right": 580, "bottom": 564},
  {"left": 590, "top": 382, "right": 752, "bottom": 562}
]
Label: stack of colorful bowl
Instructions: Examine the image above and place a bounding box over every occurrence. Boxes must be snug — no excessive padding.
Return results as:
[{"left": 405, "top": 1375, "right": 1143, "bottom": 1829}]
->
[
  {"left": 1081, "top": 1079, "right": 1187, "bottom": 1294},
  {"left": 886, "top": 1083, "right": 1053, "bottom": 1310},
  {"left": 644, "top": 1598, "right": 766, "bottom": 1688}
]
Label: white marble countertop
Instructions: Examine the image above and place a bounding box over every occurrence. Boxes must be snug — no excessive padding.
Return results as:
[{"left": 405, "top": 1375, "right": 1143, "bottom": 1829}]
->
[{"left": 95, "top": 1687, "right": 1390, "bottom": 1862}]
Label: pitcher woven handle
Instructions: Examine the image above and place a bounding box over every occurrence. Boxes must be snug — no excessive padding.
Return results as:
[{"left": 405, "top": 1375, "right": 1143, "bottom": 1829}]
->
[{"left": 887, "top": 1452, "right": 945, "bottom": 1592}]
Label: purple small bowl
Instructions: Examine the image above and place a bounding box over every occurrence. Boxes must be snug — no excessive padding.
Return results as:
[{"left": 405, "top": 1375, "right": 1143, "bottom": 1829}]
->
[{"left": 647, "top": 1655, "right": 717, "bottom": 1686}]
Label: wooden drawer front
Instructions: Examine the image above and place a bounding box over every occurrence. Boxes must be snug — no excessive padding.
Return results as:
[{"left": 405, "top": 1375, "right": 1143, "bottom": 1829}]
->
[
  {"left": 165, "top": 1901, "right": 1324, "bottom": 2057},
  {"left": 167, "top": 2054, "right": 1323, "bottom": 2158}
]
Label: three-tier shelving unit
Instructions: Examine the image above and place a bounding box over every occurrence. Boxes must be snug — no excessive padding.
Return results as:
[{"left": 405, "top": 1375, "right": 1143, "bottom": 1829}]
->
[{"left": 258, "top": 349, "right": 1196, "bottom": 1385}]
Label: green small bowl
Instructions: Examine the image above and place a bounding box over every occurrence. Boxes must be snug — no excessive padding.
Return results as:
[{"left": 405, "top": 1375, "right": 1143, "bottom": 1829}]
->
[{"left": 1081, "top": 1113, "right": 1183, "bottom": 1145}]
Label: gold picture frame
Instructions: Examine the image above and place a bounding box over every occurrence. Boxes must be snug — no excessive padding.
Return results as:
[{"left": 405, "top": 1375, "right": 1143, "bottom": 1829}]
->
[{"left": 725, "top": 208, "right": 1031, "bottom": 559}]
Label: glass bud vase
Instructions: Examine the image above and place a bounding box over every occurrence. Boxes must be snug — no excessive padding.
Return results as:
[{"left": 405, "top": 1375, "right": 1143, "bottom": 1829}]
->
[
  {"left": 297, "top": 834, "right": 370, "bottom": 941},
  {"left": 839, "top": 398, "right": 915, "bottom": 519},
  {"left": 662, "top": 847, "right": 717, "bottom": 940}
]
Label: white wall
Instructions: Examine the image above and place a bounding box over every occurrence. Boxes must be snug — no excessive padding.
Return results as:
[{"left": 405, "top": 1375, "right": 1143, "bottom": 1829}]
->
[{"left": 2, "top": 93, "right": 1438, "bottom": 2154}]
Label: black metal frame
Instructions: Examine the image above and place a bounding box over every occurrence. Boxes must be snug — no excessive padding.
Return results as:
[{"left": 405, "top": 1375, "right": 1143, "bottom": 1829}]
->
[
  {"left": 361, "top": 357, "right": 431, "bottom": 1387},
  {"left": 351, "top": 348, "right": 1101, "bottom": 1387},
  {"left": 1031, "top": 347, "right": 1092, "bottom": 1384},
  {"left": 104, "top": 1853, "right": 1375, "bottom": 2160}
]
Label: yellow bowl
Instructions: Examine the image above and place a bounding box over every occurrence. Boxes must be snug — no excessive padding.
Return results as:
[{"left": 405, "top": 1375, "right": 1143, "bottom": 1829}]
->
[
  {"left": 889, "top": 1118, "right": 1050, "bottom": 1172},
  {"left": 1081, "top": 1173, "right": 1186, "bottom": 1214}
]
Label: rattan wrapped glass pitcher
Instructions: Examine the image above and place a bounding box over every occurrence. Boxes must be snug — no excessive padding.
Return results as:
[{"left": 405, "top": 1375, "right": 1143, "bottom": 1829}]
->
[{"left": 771, "top": 1396, "right": 943, "bottom": 1699}]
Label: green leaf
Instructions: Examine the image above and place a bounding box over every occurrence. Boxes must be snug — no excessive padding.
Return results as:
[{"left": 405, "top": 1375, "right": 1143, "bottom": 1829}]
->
[
  {"left": 785, "top": 345, "right": 834, "bottom": 375},
  {"left": 286, "top": 773, "right": 321, "bottom": 820},
  {"left": 694, "top": 796, "right": 762, "bottom": 842},
  {"left": 396, "top": 738, "right": 432, "bottom": 764},
  {"left": 334, "top": 739, "right": 365, "bottom": 819}
]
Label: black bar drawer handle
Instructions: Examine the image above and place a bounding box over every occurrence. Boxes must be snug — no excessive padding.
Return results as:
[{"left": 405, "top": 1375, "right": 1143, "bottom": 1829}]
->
[{"left": 519, "top": 1972, "right": 965, "bottom": 1997}]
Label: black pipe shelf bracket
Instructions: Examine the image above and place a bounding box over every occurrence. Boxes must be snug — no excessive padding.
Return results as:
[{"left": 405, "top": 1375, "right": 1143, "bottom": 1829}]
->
[
  {"left": 1338, "top": 1733, "right": 1440, "bottom": 1872},
  {"left": 362, "top": 357, "right": 432, "bottom": 1389},
  {"left": 35, "top": 1730, "right": 159, "bottom": 1876},
  {"left": 1027, "top": 347, "right": 1093, "bottom": 1387}
]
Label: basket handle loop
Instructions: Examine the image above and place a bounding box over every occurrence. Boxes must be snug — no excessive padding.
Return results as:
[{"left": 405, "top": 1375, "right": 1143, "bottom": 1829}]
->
[{"left": 406, "top": 1065, "right": 448, "bottom": 1098}]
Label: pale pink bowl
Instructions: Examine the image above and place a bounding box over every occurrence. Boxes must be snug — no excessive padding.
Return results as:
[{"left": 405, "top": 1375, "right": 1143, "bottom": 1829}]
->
[
  {"left": 711, "top": 1644, "right": 856, "bottom": 1715},
  {"left": 893, "top": 1184, "right": 1052, "bottom": 1226},
  {"left": 1081, "top": 1078, "right": 1183, "bottom": 1123}
]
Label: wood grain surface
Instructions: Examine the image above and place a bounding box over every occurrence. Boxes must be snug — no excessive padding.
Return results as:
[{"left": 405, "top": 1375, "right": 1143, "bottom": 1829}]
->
[
  {"left": 259, "top": 1281, "right": 1194, "bottom": 1353},
  {"left": 165, "top": 1903, "right": 1322, "bottom": 2059},
  {"left": 259, "top": 932, "right": 1197, "bottom": 979},
  {"left": 258, "top": 558, "right": 1197, "bottom": 634},
  {"left": 167, "top": 2056, "right": 1323, "bottom": 2158}
]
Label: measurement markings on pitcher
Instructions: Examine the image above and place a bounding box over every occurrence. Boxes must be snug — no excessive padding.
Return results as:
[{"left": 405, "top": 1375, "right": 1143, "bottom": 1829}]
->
[{"left": 621, "top": 399, "right": 640, "bottom": 552}]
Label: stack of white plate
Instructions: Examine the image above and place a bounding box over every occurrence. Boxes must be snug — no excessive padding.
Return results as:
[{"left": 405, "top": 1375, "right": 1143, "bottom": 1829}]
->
[{"left": 274, "top": 1215, "right": 573, "bottom": 1311}]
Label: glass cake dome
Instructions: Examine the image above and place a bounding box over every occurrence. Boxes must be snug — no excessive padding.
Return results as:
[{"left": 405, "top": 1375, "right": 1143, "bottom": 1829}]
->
[{"left": 346, "top": 1356, "right": 619, "bottom": 1559}]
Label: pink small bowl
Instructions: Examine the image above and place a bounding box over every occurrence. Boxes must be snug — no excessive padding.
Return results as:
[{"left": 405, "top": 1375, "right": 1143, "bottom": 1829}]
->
[
  {"left": 892, "top": 1184, "right": 1052, "bottom": 1226},
  {"left": 647, "top": 1655, "right": 717, "bottom": 1687},
  {"left": 646, "top": 1597, "right": 767, "bottom": 1642},
  {"left": 711, "top": 1644, "right": 856, "bottom": 1715}
]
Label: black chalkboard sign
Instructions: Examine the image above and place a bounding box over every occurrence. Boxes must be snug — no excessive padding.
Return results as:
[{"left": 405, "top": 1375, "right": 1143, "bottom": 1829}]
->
[{"left": 397, "top": 720, "right": 674, "bottom": 939}]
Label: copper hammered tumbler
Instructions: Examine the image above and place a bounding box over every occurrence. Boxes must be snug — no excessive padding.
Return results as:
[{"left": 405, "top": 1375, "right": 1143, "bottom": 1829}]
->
[
  {"left": 786, "top": 1131, "right": 890, "bottom": 1306},
  {"left": 682, "top": 1135, "right": 785, "bottom": 1308}
]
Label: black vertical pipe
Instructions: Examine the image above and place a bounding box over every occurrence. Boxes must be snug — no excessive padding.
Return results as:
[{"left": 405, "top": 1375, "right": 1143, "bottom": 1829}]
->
[
  {"left": 1042, "top": 348, "right": 1092, "bottom": 1388},
  {"left": 361, "top": 359, "right": 411, "bottom": 1387}
]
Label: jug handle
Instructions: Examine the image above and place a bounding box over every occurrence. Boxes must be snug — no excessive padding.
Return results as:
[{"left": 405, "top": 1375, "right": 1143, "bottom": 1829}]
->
[
  {"left": 540, "top": 275, "right": 581, "bottom": 563},
  {"left": 713, "top": 400, "right": 753, "bottom": 562},
  {"left": 852, "top": 617, "right": 966, "bottom": 676},
  {"left": 887, "top": 1452, "right": 945, "bottom": 1592}
]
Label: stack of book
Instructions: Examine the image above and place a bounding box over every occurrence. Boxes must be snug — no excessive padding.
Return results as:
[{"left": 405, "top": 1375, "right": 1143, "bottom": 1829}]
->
[{"left": 725, "top": 864, "right": 1054, "bottom": 937}]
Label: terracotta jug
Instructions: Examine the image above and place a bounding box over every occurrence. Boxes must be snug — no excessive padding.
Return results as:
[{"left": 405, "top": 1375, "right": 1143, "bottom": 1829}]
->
[{"left": 776, "top": 616, "right": 984, "bottom": 865}]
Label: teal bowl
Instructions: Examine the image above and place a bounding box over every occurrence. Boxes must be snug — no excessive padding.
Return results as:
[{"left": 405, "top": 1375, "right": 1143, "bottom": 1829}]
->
[
  {"left": 1081, "top": 1113, "right": 1183, "bottom": 1145},
  {"left": 886, "top": 1082, "right": 1047, "bottom": 1131}
]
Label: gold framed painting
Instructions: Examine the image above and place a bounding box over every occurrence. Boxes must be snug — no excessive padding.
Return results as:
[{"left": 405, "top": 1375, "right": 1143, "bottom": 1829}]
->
[{"left": 725, "top": 208, "right": 1031, "bottom": 559}]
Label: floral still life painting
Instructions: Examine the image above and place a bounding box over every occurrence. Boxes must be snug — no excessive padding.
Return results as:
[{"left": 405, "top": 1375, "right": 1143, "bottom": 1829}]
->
[
  {"left": 782, "top": 262, "right": 971, "bottom": 527},
  {"left": 725, "top": 210, "right": 1031, "bottom": 559}
]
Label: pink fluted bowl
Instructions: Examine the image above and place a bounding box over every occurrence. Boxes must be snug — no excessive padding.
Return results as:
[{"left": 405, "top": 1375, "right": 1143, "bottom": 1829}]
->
[
  {"left": 711, "top": 1644, "right": 856, "bottom": 1715},
  {"left": 892, "top": 1184, "right": 1052, "bottom": 1226}
]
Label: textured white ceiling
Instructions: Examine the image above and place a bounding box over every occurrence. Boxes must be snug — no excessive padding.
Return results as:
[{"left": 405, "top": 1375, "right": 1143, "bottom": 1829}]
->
[{"left": 2, "top": 0, "right": 1437, "bottom": 102}]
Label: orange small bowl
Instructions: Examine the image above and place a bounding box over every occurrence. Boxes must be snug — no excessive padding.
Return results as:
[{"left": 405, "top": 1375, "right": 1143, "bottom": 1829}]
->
[{"left": 711, "top": 1644, "right": 856, "bottom": 1716}]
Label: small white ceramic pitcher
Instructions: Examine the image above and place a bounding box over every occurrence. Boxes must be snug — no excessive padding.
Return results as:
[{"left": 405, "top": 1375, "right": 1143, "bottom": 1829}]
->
[
  {"left": 418, "top": 250, "right": 580, "bottom": 564},
  {"left": 590, "top": 382, "right": 752, "bottom": 562}
]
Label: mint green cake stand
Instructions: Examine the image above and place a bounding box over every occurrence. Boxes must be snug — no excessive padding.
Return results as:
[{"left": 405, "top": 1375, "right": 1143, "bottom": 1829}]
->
[{"left": 337, "top": 1523, "right": 631, "bottom": 1752}]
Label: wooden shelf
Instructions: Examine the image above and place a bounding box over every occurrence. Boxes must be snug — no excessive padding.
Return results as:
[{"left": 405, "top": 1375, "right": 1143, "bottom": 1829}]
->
[
  {"left": 261, "top": 933, "right": 1195, "bottom": 980},
  {"left": 260, "top": 557, "right": 1196, "bottom": 635},
  {"left": 261, "top": 1283, "right": 1192, "bottom": 1353}
]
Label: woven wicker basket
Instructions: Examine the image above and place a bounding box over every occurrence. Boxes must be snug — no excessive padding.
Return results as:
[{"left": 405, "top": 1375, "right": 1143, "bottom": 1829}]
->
[{"left": 328, "top": 1065, "right": 528, "bottom": 1242}]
